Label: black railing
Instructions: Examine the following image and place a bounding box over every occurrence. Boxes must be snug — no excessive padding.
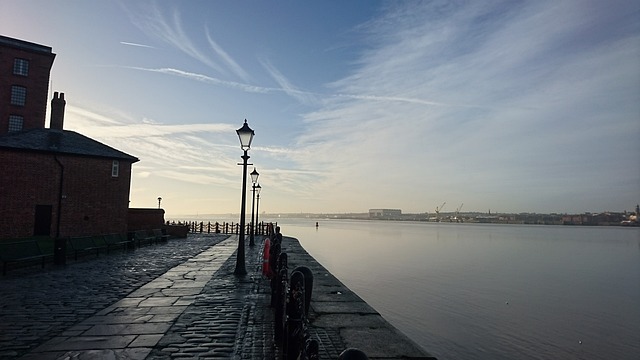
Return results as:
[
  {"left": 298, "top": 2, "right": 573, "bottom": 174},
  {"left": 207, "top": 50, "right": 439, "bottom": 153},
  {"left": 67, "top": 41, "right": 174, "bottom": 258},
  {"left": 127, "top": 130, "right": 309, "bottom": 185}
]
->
[
  {"left": 167, "top": 221, "right": 275, "bottom": 236},
  {"left": 268, "top": 226, "right": 319, "bottom": 360}
]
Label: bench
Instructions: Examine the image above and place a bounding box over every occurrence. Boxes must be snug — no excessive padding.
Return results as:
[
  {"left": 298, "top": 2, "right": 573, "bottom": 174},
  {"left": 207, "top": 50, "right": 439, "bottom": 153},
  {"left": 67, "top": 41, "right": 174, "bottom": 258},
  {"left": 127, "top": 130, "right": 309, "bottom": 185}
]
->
[
  {"left": 68, "top": 236, "right": 103, "bottom": 260},
  {"left": 103, "top": 233, "right": 133, "bottom": 253},
  {"left": 0, "top": 240, "right": 46, "bottom": 275},
  {"left": 152, "top": 229, "right": 169, "bottom": 243},
  {"left": 134, "top": 230, "right": 155, "bottom": 247}
]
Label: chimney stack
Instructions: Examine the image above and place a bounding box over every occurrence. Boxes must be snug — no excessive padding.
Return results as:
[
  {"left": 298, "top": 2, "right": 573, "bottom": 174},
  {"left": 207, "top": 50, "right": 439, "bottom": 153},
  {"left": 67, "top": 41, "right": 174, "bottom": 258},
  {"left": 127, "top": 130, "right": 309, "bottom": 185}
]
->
[{"left": 50, "top": 92, "right": 66, "bottom": 130}]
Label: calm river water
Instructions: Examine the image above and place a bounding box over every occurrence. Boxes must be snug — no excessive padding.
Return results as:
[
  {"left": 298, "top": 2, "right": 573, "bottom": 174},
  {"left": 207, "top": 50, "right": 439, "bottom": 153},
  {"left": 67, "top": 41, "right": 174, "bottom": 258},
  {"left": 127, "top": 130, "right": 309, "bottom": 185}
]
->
[{"left": 266, "top": 218, "right": 639, "bottom": 360}]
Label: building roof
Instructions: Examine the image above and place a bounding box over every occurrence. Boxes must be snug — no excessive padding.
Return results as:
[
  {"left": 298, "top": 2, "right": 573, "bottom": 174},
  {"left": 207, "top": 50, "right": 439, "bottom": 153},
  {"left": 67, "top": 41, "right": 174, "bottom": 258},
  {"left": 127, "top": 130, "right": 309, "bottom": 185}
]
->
[
  {"left": 0, "top": 128, "right": 139, "bottom": 162},
  {"left": 0, "top": 34, "right": 53, "bottom": 54}
]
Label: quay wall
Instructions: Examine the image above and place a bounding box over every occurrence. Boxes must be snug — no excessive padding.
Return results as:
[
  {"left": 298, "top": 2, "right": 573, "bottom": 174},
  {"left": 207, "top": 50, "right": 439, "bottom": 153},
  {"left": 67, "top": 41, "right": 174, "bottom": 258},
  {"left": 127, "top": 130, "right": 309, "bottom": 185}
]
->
[{"left": 281, "top": 235, "right": 436, "bottom": 359}]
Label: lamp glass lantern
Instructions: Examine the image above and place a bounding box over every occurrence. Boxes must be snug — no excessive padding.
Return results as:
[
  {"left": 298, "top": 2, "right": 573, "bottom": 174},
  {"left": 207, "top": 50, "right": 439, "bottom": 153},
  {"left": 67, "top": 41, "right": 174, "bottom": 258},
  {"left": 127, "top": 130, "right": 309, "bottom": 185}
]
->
[
  {"left": 255, "top": 183, "right": 262, "bottom": 236},
  {"left": 236, "top": 119, "right": 254, "bottom": 150},
  {"left": 250, "top": 168, "right": 259, "bottom": 184}
]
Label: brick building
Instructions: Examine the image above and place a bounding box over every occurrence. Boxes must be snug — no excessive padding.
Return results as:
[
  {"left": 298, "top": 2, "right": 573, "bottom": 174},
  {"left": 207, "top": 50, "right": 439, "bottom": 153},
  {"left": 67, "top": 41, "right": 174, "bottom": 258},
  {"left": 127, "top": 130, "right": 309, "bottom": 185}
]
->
[
  {"left": 0, "top": 93, "right": 139, "bottom": 239},
  {"left": 0, "top": 35, "right": 140, "bottom": 240},
  {"left": 0, "top": 35, "right": 56, "bottom": 134}
]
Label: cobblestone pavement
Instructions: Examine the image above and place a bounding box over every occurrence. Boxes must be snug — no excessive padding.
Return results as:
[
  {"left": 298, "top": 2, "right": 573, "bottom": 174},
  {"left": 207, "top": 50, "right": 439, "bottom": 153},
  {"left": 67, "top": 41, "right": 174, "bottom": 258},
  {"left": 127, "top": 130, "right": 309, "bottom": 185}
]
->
[
  {"left": 148, "top": 238, "right": 274, "bottom": 359},
  {"left": 0, "top": 234, "right": 227, "bottom": 359}
]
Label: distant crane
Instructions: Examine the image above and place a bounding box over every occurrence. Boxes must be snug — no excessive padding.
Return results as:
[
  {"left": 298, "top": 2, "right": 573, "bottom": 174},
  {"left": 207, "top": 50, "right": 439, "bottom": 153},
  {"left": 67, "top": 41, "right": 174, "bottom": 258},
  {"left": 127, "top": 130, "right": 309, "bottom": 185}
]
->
[
  {"left": 454, "top": 203, "right": 464, "bottom": 222},
  {"left": 435, "top": 202, "right": 446, "bottom": 222}
]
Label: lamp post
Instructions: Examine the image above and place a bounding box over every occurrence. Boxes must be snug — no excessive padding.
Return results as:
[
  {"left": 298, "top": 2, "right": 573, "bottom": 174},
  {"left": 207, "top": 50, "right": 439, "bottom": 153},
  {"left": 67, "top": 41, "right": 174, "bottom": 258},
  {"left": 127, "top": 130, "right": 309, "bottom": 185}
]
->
[
  {"left": 157, "top": 197, "right": 162, "bottom": 209},
  {"left": 234, "top": 119, "right": 254, "bottom": 276},
  {"left": 249, "top": 168, "right": 259, "bottom": 247},
  {"left": 255, "top": 184, "right": 261, "bottom": 235}
]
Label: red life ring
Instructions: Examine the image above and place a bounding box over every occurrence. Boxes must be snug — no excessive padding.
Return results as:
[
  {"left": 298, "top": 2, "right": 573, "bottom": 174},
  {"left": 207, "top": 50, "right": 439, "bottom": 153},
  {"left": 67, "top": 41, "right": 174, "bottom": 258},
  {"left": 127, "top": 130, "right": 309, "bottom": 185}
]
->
[{"left": 262, "top": 238, "right": 271, "bottom": 277}]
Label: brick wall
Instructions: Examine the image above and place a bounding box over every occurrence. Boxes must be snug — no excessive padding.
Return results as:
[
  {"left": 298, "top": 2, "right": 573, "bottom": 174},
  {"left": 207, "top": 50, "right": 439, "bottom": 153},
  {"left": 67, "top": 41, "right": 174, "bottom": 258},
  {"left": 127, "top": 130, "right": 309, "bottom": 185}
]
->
[
  {"left": 0, "top": 150, "right": 133, "bottom": 239},
  {"left": 0, "top": 43, "right": 55, "bottom": 134},
  {"left": 127, "top": 208, "right": 166, "bottom": 232}
]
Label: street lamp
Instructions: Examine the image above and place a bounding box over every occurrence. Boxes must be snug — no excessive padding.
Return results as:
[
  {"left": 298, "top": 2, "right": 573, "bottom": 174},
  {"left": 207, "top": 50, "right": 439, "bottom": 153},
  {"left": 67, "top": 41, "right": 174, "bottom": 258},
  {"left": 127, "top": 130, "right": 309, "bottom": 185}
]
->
[
  {"left": 234, "top": 119, "right": 254, "bottom": 276},
  {"left": 249, "top": 168, "right": 259, "bottom": 247},
  {"left": 255, "top": 184, "right": 261, "bottom": 235}
]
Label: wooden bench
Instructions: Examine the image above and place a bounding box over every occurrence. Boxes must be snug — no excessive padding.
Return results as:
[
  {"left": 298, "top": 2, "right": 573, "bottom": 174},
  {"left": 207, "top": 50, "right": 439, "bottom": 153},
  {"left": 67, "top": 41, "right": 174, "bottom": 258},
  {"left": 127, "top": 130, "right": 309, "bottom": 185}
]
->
[
  {"left": 0, "top": 240, "right": 46, "bottom": 275},
  {"left": 152, "top": 229, "right": 169, "bottom": 243},
  {"left": 103, "top": 233, "right": 133, "bottom": 253},
  {"left": 68, "top": 236, "right": 103, "bottom": 260},
  {"left": 134, "top": 230, "right": 155, "bottom": 247}
]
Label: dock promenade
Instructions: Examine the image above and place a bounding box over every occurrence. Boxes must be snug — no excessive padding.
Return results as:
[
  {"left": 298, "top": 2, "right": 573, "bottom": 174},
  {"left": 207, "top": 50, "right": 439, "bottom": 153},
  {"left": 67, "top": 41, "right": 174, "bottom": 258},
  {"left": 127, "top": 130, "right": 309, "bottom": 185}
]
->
[{"left": 0, "top": 233, "right": 435, "bottom": 359}]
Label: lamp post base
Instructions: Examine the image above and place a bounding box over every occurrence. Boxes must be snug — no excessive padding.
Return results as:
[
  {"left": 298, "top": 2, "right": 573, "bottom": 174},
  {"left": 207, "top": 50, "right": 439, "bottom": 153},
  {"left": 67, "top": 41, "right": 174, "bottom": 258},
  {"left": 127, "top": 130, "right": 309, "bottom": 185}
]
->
[{"left": 234, "top": 234, "right": 247, "bottom": 276}]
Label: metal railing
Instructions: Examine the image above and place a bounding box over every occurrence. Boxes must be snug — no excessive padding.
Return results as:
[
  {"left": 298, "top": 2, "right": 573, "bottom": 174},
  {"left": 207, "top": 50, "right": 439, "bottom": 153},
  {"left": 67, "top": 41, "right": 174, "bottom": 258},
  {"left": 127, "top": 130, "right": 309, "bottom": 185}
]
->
[
  {"left": 167, "top": 221, "right": 274, "bottom": 236},
  {"left": 268, "top": 227, "right": 319, "bottom": 360}
]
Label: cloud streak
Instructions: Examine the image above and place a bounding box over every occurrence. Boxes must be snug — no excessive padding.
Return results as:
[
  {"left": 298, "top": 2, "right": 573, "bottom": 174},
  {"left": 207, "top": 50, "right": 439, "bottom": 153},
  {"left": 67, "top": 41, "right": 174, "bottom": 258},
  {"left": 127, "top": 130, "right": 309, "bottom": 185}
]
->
[
  {"left": 204, "top": 25, "right": 250, "bottom": 82},
  {"left": 287, "top": 0, "right": 640, "bottom": 213},
  {"left": 124, "top": 2, "right": 249, "bottom": 80},
  {"left": 120, "top": 41, "right": 155, "bottom": 49},
  {"left": 63, "top": 104, "right": 313, "bottom": 209},
  {"left": 261, "top": 59, "right": 319, "bottom": 105},
  {"left": 124, "top": 66, "right": 273, "bottom": 93}
]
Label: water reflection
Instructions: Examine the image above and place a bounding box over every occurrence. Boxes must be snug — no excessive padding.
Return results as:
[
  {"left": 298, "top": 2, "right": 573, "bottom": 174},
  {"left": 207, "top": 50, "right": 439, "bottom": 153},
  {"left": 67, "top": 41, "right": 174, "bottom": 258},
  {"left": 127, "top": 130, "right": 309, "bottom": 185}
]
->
[{"left": 270, "top": 219, "right": 640, "bottom": 360}]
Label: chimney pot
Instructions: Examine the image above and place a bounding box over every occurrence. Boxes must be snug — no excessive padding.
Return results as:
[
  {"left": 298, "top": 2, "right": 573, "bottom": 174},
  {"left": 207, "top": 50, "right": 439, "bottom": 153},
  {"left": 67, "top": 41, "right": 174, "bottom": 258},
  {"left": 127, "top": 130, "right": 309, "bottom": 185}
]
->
[{"left": 50, "top": 91, "right": 66, "bottom": 130}]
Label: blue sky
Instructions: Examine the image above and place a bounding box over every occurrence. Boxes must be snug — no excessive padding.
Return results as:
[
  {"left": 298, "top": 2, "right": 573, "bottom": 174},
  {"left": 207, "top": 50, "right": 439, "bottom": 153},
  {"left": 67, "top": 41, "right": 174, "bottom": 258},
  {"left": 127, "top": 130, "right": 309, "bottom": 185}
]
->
[{"left": 1, "top": 1, "right": 638, "bottom": 215}]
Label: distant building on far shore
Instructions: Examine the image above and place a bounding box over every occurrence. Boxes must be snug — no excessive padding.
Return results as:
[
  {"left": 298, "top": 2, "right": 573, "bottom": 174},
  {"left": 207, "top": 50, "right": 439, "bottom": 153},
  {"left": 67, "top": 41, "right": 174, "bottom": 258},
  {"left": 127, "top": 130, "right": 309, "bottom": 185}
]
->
[{"left": 369, "top": 209, "right": 402, "bottom": 219}]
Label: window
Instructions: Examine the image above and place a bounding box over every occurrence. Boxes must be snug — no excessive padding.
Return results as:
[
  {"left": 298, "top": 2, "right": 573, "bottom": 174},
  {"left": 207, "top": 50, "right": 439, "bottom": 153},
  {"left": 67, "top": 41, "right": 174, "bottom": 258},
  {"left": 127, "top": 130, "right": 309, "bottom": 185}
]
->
[
  {"left": 13, "top": 58, "right": 29, "bottom": 76},
  {"left": 112, "top": 160, "right": 119, "bottom": 177},
  {"left": 11, "top": 86, "right": 26, "bottom": 106},
  {"left": 8, "top": 115, "right": 23, "bottom": 132}
]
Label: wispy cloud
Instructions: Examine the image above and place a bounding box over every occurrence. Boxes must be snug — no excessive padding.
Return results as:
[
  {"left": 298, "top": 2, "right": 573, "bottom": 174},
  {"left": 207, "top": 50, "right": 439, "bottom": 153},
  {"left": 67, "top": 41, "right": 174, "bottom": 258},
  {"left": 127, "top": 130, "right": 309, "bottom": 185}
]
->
[
  {"left": 204, "top": 25, "right": 250, "bottom": 81},
  {"left": 123, "top": 66, "right": 273, "bottom": 93},
  {"left": 63, "top": 104, "right": 312, "bottom": 207},
  {"left": 66, "top": 104, "right": 237, "bottom": 170},
  {"left": 288, "top": 0, "right": 640, "bottom": 212},
  {"left": 120, "top": 41, "right": 155, "bottom": 49},
  {"left": 125, "top": 65, "right": 474, "bottom": 110},
  {"left": 124, "top": 2, "right": 248, "bottom": 80},
  {"left": 261, "top": 59, "right": 319, "bottom": 105}
]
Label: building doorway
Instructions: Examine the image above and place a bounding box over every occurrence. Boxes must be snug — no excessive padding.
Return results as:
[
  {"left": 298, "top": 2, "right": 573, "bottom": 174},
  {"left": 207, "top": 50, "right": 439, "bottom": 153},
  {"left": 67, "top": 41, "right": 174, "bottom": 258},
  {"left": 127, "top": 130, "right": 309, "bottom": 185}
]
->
[{"left": 34, "top": 205, "right": 52, "bottom": 236}]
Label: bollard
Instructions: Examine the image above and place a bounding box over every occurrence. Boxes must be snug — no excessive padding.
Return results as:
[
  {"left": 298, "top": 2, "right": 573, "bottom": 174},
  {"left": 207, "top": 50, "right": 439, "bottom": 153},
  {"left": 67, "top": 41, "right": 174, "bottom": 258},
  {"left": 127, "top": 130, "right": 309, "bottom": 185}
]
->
[
  {"left": 306, "top": 338, "right": 319, "bottom": 360},
  {"left": 269, "top": 241, "right": 282, "bottom": 306},
  {"left": 286, "top": 270, "right": 306, "bottom": 360},
  {"left": 207, "top": 221, "right": 211, "bottom": 233},
  {"left": 338, "top": 349, "right": 369, "bottom": 360},
  {"left": 292, "top": 266, "right": 313, "bottom": 316},
  {"left": 53, "top": 237, "right": 66, "bottom": 265},
  {"left": 215, "top": 222, "right": 220, "bottom": 233},
  {"left": 273, "top": 253, "right": 288, "bottom": 344}
]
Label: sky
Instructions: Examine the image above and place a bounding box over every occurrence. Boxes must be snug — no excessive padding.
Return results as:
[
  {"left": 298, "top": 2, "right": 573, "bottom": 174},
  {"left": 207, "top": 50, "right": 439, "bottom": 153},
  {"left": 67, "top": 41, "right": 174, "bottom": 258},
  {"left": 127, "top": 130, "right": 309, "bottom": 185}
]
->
[{"left": 1, "top": 0, "right": 639, "bottom": 216}]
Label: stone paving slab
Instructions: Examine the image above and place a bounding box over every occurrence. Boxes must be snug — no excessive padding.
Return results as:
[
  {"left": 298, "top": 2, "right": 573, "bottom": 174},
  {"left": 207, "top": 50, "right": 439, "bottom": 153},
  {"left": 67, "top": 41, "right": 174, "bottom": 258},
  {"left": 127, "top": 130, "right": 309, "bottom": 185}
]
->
[
  {"left": 23, "top": 236, "right": 239, "bottom": 359},
  {"left": 147, "top": 237, "right": 275, "bottom": 360},
  {"left": 312, "top": 301, "right": 378, "bottom": 314},
  {"left": 0, "top": 234, "right": 227, "bottom": 359}
]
